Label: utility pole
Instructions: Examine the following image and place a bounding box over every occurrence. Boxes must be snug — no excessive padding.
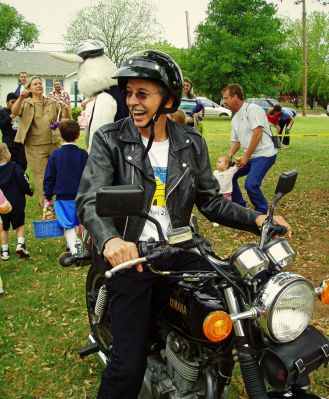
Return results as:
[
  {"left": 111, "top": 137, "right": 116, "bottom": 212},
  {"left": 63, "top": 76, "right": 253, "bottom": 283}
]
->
[
  {"left": 302, "top": 0, "right": 307, "bottom": 116},
  {"left": 185, "top": 11, "right": 192, "bottom": 49}
]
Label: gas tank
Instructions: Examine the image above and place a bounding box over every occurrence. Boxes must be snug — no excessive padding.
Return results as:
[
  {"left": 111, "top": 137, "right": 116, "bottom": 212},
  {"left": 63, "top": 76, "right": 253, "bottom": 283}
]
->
[{"left": 152, "top": 277, "right": 231, "bottom": 345}]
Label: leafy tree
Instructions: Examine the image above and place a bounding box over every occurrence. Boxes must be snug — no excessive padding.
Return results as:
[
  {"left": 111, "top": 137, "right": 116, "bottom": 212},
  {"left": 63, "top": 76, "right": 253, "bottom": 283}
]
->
[
  {"left": 186, "top": 0, "right": 292, "bottom": 102},
  {"left": 64, "top": 0, "right": 162, "bottom": 65},
  {"left": 150, "top": 41, "right": 191, "bottom": 75},
  {"left": 282, "top": 12, "right": 329, "bottom": 109},
  {"left": 0, "top": 3, "right": 39, "bottom": 50}
]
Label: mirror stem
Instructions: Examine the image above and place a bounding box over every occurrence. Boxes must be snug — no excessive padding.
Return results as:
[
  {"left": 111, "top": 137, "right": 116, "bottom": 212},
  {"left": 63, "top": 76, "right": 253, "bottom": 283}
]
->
[
  {"left": 140, "top": 212, "right": 166, "bottom": 245},
  {"left": 269, "top": 192, "right": 283, "bottom": 220}
]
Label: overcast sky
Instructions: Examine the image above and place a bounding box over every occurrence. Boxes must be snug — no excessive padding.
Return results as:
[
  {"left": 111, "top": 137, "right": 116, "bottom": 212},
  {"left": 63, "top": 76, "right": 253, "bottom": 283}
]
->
[{"left": 4, "top": 0, "right": 329, "bottom": 51}]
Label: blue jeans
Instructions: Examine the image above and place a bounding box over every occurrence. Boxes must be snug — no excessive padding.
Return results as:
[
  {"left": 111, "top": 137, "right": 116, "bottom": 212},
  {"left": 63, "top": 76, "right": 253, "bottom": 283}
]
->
[
  {"left": 278, "top": 120, "right": 290, "bottom": 146},
  {"left": 232, "top": 155, "right": 276, "bottom": 214}
]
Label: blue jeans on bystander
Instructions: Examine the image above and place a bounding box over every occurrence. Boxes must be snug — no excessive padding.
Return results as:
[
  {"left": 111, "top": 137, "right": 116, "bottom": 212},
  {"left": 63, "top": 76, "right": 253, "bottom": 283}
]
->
[{"left": 232, "top": 155, "right": 276, "bottom": 214}]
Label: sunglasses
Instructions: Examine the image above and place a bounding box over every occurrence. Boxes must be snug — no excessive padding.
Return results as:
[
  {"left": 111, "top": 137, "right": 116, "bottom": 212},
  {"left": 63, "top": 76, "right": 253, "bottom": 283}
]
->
[{"left": 123, "top": 89, "right": 161, "bottom": 101}]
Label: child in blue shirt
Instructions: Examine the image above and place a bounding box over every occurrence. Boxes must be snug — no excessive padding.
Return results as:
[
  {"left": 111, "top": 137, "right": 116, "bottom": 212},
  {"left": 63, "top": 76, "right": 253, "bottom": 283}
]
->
[{"left": 43, "top": 120, "right": 88, "bottom": 264}]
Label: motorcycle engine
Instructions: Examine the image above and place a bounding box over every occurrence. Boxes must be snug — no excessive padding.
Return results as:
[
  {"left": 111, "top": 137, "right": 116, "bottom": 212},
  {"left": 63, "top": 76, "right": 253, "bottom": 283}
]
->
[
  {"left": 165, "top": 331, "right": 201, "bottom": 395},
  {"left": 143, "top": 330, "right": 203, "bottom": 399}
]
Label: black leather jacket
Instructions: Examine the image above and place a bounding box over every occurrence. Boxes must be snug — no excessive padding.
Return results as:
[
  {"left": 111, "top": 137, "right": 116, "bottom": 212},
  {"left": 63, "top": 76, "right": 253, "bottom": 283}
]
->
[{"left": 76, "top": 117, "right": 261, "bottom": 253}]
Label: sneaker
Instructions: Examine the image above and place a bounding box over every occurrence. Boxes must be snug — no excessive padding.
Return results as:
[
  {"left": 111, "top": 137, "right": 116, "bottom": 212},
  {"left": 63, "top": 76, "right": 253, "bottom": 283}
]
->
[
  {"left": 58, "top": 242, "right": 91, "bottom": 268},
  {"left": 1, "top": 249, "right": 10, "bottom": 261},
  {"left": 16, "top": 243, "right": 30, "bottom": 258},
  {"left": 212, "top": 222, "right": 220, "bottom": 227}
]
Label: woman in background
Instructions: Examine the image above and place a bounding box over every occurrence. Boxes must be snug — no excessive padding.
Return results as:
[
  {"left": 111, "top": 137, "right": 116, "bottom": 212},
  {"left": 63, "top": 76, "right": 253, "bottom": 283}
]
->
[
  {"left": 11, "top": 76, "right": 71, "bottom": 205},
  {"left": 179, "top": 78, "right": 204, "bottom": 127}
]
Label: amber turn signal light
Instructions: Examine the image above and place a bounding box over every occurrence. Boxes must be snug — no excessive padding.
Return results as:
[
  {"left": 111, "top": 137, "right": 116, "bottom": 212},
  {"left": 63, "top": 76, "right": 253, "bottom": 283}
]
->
[
  {"left": 203, "top": 311, "right": 233, "bottom": 342},
  {"left": 320, "top": 280, "right": 329, "bottom": 304}
]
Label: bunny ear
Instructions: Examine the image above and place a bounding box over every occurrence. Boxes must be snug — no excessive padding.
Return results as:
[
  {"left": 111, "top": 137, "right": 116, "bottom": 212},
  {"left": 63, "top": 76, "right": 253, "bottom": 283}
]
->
[{"left": 50, "top": 52, "right": 84, "bottom": 64}]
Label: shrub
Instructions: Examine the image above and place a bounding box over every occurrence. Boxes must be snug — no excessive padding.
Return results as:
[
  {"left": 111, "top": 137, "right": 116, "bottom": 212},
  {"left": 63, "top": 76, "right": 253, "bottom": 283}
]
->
[{"left": 71, "top": 107, "right": 83, "bottom": 121}]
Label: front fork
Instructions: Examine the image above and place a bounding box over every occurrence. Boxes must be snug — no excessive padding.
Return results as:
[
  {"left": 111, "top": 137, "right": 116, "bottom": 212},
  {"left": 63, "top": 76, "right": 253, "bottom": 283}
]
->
[{"left": 224, "top": 287, "right": 269, "bottom": 399}]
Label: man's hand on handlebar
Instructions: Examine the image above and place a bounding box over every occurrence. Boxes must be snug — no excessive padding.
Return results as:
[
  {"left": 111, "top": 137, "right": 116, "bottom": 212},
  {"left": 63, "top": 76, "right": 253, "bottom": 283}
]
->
[
  {"left": 255, "top": 214, "right": 292, "bottom": 238},
  {"left": 103, "top": 237, "right": 144, "bottom": 273}
]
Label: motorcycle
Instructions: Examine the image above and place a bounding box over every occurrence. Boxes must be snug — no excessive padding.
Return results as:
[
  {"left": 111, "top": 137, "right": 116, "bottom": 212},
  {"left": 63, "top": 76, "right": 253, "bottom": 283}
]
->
[{"left": 72, "top": 170, "right": 329, "bottom": 399}]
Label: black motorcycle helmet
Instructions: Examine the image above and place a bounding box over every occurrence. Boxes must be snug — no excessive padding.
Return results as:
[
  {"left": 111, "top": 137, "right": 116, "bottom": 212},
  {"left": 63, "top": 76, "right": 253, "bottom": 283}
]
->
[
  {"left": 113, "top": 50, "right": 183, "bottom": 113},
  {"left": 112, "top": 50, "right": 183, "bottom": 157}
]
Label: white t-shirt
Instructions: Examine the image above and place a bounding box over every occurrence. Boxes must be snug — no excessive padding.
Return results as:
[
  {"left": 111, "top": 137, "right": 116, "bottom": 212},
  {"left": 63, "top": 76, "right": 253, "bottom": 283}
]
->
[
  {"left": 213, "top": 165, "right": 238, "bottom": 194},
  {"left": 231, "top": 103, "right": 277, "bottom": 158},
  {"left": 139, "top": 137, "right": 171, "bottom": 241}
]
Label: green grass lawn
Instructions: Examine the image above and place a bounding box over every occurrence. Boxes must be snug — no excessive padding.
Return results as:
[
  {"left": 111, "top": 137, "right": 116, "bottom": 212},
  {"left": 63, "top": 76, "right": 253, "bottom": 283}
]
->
[{"left": 0, "top": 116, "right": 328, "bottom": 399}]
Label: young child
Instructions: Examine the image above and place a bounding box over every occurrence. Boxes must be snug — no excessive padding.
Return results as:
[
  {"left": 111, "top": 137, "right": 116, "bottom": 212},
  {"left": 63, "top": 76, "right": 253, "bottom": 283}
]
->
[
  {"left": 0, "top": 143, "right": 33, "bottom": 259},
  {"left": 168, "top": 109, "right": 187, "bottom": 125},
  {"left": 43, "top": 120, "right": 88, "bottom": 265},
  {"left": 0, "top": 92, "right": 27, "bottom": 171},
  {"left": 212, "top": 154, "right": 238, "bottom": 227}
]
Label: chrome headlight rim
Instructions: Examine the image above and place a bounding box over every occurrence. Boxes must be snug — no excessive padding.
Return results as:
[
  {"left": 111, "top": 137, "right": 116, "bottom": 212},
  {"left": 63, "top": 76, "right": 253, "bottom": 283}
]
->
[{"left": 255, "top": 272, "right": 315, "bottom": 343}]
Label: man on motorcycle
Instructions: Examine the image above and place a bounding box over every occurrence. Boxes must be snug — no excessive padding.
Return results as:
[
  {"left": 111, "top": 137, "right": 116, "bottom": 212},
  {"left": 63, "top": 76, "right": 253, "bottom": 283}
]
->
[{"left": 76, "top": 50, "right": 291, "bottom": 399}]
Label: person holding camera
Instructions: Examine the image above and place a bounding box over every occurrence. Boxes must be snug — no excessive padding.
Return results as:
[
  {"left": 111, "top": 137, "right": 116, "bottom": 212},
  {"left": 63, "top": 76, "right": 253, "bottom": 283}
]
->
[{"left": 11, "top": 76, "right": 71, "bottom": 206}]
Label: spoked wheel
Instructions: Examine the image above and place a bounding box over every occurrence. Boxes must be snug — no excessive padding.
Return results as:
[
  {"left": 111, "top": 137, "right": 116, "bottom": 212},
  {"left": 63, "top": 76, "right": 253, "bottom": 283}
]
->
[{"left": 86, "top": 264, "right": 112, "bottom": 354}]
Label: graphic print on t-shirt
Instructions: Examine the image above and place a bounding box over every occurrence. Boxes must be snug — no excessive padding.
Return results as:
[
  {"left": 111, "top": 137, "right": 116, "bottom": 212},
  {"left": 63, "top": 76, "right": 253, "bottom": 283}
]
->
[
  {"left": 152, "top": 167, "right": 167, "bottom": 207},
  {"left": 139, "top": 137, "right": 171, "bottom": 241}
]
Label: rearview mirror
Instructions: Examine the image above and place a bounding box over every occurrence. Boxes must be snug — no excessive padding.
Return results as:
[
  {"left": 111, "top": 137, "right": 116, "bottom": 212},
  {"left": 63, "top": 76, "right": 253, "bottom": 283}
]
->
[
  {"left": 275, "top": 170, "right": 298, "bottom": 197},
  {"left": 96, "top": 185, "right": 145, "bottom": 217}
]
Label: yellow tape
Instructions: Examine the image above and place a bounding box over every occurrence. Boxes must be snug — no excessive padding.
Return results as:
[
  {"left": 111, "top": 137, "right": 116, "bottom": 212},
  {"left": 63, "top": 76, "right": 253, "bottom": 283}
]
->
[
  {"left": 286, "top": 134, "right": 329, "bottom": 137},
  {"left": 206, "top": 133, "right": 329, "bottom": 137}
]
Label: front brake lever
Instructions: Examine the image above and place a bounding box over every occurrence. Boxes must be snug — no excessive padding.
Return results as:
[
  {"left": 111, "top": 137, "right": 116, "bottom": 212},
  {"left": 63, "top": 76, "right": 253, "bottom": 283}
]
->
[{"left": 105, "top": 256, "right": 147, "bottom": 279}]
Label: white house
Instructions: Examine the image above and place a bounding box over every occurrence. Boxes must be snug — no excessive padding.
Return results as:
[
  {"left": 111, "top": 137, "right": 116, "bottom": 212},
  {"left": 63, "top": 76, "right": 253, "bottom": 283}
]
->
[{"left": 0, "top": 51, "right": 79, "bottom": 107}]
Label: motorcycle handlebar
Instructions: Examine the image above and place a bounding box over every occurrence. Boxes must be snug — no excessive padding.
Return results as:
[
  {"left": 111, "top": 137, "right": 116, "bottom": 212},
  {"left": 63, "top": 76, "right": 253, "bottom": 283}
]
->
[
  {"left": 104, "top": 222, "right": 287, "bottom": 279},
  {"left": 105, "top": 256, "right": 147, "bottom": 278},
  {"left": 273, "top": 225, "right": 287, "bottom": 235},
  {"left": 104, "top": 242, "right": 196, "bottom": 279}
]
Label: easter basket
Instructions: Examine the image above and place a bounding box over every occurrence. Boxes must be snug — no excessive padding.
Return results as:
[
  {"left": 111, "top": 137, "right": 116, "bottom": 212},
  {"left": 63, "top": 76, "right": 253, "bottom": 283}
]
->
[
  {"left": 33, "top": 219, "right": 64, "bottom": 238},
  {"left": 0, "top": 189, "right": 12, "bottom": 214},
  {"left": 33, "top": 200, "right": 63, "bottom": 238}
]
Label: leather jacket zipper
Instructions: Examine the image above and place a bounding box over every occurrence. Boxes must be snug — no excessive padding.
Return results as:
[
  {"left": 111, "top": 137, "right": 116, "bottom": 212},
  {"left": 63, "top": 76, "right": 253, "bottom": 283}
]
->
[
  {"left": 122, "top": 144, "right": 135, "bottom": 239},
  {"left": 166, "top": 167, "right": 189, "bottom": 200}
]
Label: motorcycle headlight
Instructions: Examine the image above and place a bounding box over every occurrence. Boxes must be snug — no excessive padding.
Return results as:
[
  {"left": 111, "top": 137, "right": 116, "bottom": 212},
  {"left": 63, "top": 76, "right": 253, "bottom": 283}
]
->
[
  {"left": 255, "top": 272, "right": 315, "bottom": 343},
  {"left": 263, "top": 238, "right": 295, "bottom": 271},
  {"left": 231, "top": 244, "right": 269, "bottom": 280}
]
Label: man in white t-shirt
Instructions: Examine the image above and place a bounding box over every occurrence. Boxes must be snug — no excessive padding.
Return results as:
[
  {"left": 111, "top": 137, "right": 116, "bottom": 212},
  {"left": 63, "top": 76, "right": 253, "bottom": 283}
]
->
[
  {"left": 222, "top": 83, "right": 277, "bottom": 214},
  {"left": 77, "top": 52, "right": 291, "bottom": 399}
]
